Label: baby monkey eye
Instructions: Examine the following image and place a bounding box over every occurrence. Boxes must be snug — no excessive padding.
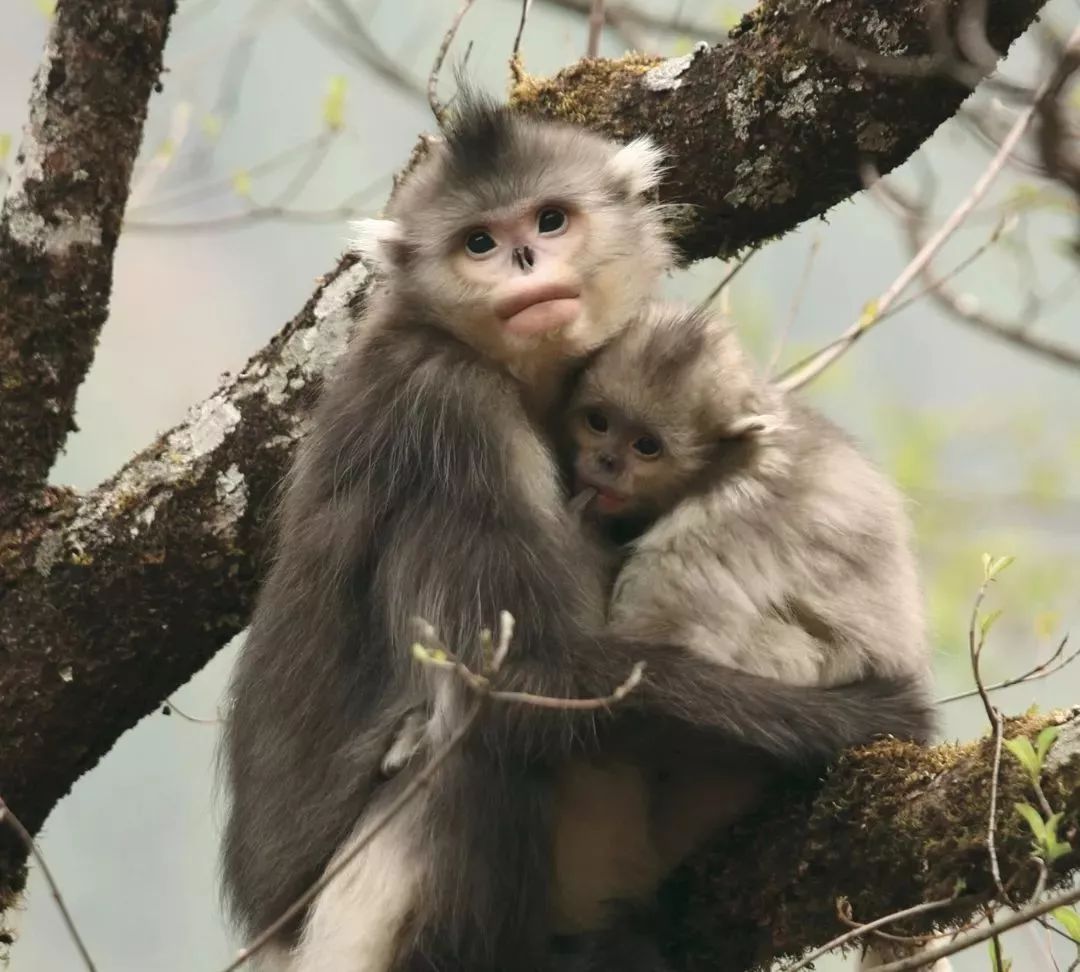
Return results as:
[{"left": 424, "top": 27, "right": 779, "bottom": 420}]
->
[
  {"left": 632, "top": 435, "right": 662, "bottom": 459},
  {"left": 465, "top": 229, "right": 497, "bottom": 256},
  {"left": 584, "top": 409, "right": 609, "bottom": 434},
  {"left": 537, "top": 207, "right": 568, "bottom": 235}
]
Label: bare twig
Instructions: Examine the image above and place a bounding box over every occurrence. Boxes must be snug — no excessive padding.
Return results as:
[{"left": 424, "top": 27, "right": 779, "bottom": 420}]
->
[
  {"left": 0, "top": 798, "right": 97, "bottom": 972},
  {"left": 587, "top": 0, "right": 605, "bottom": 56},
  {"left": 223, "top": 613, "right": 644, "bottom": 971},
  {"left": 538, "top": 0, "right": 727, "bottom": 46},
  {"left": 768, "top": 235, "right": 821, "bottom": 376},
  {"left": 987, "top": 710, "right": 1008, "bottom": 896},
  {"left": 428, "top": 0, "right": 476, "bottom": 125},
  {"left": 219, "top": 701, "right": 485, "bottom": 972},
  {"left": 298, "top": 0, "right": 426, "bottom": 100},
  {"left": 697, "top": 249, "right": 757, "bottom": 311},
  {"left": 938, "top": 636, "right": 1079, "bottom": 704},
  {"left": 967, "top": 565, "right": 1011, "bottom": 905},
  {"left": 162, "top": 696, "right": 221, "bottom": 725},
  {"left": 775, "top": 51, "right": 1061, "bottom": 393},
  {"left": 870, "top": 885, "right": 1080, "bottom": 972},
  {"left": 782, "top": 893, "right": 963, "bottom": 972},
  {"left": 512, "top": 0, "right": 533, "bottom": 63}
]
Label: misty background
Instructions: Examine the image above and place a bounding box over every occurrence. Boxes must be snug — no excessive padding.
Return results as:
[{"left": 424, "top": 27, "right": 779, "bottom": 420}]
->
[{"left": 1, "top": 0, "right": 1077, "bottom": 968}]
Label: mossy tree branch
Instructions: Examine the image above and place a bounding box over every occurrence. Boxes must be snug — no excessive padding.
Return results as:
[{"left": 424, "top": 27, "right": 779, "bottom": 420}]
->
[
  {"left": 662, "top": 709, "right": 1080, "bottom": 970},
  {"left": 512, "top": 0, "right": 1046, "bottom": 261},
  {"left": 0, "top": 0, "right": 176, "bottom": 529},
  {"left": 0, "top": 0, "right": 1068, "bottom": 965}
]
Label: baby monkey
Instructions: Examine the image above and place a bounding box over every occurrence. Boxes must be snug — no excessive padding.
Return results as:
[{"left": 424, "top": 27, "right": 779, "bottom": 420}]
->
[
  {"left": 552, "top": 302, "right": 933, "bottom": 941},
  {"left": 567, "top": 301, "right": 928, "bottom": 691}
]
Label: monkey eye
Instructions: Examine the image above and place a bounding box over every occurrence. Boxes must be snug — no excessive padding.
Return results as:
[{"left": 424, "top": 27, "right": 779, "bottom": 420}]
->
[
  {"left": 632, "top": 435, "right": 662, "bottom": 459},
  {"left": 465, "top": 229, "right": 497, "bottom": 257},
  {"left": 584, "top": 409, "right": 609, "bottom": 434},
  {"left": 537, "top": 207, "right": 568, "bottom": 235}
]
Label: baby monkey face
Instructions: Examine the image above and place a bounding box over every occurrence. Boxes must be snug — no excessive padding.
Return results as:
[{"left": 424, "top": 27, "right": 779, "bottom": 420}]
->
[{"left": 570, "top": 404, "right": 689, "bottom": 518}]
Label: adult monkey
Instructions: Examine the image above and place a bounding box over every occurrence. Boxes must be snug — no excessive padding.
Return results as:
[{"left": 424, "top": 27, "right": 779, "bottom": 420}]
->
[{"left": 219, "top": 93, "right": 934, "bottom": 972}]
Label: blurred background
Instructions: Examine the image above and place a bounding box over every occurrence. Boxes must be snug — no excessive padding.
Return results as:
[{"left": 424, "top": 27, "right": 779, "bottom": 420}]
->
[{"left": 1, "top": 0, "right": 1078, "bottom": 968}]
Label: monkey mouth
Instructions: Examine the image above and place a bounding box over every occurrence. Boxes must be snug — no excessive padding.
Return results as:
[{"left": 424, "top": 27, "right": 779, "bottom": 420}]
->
[
  {"left": 574, "top": 475, "right": 628, "bottom": 515},
  {"left": 494, "top": 281, "right": 582, "bottom": 336}
]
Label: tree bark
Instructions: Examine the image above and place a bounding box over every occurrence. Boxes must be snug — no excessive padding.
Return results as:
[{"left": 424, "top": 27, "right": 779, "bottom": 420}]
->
[
  {"left": 0, "top": 0, "right": 176, "bottom": 529},
  {"left": 663, "top": 709, "right": 1080, "bottom": 970},
  {"left": 0, "top": 0, "right": 1069, "bottom": 965}
]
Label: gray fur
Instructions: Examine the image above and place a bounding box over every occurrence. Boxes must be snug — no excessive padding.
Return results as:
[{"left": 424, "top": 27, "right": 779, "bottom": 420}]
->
[
  {"left": 581, "top": 303, "right": 931, "bottom": 694},
  {"left": 219, "top": 94, "right": 934, "bottom": 972}
]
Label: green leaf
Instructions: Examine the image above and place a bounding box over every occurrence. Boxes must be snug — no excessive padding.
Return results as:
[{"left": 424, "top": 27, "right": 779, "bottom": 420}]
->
[
  {"left": 200, "top": 114, "right": 223, "bottom": 140},
  {"left": 410, "top": 642, "right": 450, "bottom": 667},
  {"left": 988, "top": 555, "right": 1015, "bottom": 579},
  {"left": 1042, "top": 812, "right": 1072, "bottom": 861},
  {"left": 979, "top": 609, "right": 1004, "bottom": 641},
  {"left": 981, "top": 552, "right": 992, "bottom": 578},
  {"left": 1004, "top": 738, "right": 1040, "bottom": 780},
  {"left": 1036, "top": 726, "right": 1061, "bottom": 765},
  {"left": 322, "top": 75, "right": 347, "bottom": 132},
  {"left": 231, "top": 170, "right": 252, "bottom": 198},
  {"left": 1053, "top": 907, "right": 1080, "bottom": 942},
  {"left": 1014, "top": 801, "right": 1047, "bottom": 843},
  {"left": 857, "top": 299, "right": 879, "bottom": 332},
  {"left": 1045, "top": 836, "right": 1072, "bottom": 862},
  {"left": 987, "top": 937, "right": 1011, "bottom": 972}
]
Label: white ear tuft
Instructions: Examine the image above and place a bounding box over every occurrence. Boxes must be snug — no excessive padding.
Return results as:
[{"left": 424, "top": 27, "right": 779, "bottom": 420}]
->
[
  {"left": 607, "top": 136, "right": 666, "bottom": 196},
  {"left": 348, "top": 218, "right": 404, "bottom": 268},
  {"left": 727, "top": 413, "right": 782, "bottom": 438}
]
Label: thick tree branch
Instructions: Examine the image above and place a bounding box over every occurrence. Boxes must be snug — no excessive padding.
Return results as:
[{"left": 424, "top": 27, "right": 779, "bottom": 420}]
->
[
  {"left": 0, "top": 258, "right": 368, "bottom": 899},
  {"left": 662, "top": 709, "right": 1080, "bottom": 971},
  {"left": 0, "top": 0, "right": 176, "bottom": 529},
  {"left": 511, "top": 0, "right": 1045, "bottom": 261},
  {"left": 0, "top": 0, "right": 1065, "bottom": 961}
]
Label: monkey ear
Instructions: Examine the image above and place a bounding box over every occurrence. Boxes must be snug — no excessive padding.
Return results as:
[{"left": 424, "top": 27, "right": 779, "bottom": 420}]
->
[
  {"left": 607, "top": 136, "right": 666, "bottom": 196},
  {"left": 348, "top": 218, "right": 407, "bottom": 269},
  {"left": 726, "top": 413, "right": 780, "bottom": 438}
]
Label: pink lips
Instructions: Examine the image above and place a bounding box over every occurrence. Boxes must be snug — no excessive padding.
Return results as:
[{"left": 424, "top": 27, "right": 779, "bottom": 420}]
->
[{"left": 494, "top": 281, "right": 583, "bottom": 336}]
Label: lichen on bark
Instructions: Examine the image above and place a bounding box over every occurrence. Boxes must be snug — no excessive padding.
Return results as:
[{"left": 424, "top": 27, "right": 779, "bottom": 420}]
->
[{"left": 0, "top": 0, "right": 177, "bottom": 529}]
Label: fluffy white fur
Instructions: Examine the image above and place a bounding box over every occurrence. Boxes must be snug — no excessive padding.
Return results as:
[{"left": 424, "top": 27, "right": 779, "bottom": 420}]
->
[
  {"left": 606, "top": 136, "right": 666, "bottom": 196},
  {"left": 348, "top": 217, "right": 403, "bottom": 269}
]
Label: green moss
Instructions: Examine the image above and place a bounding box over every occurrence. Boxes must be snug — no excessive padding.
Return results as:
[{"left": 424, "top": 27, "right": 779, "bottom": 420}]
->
[
  {"left": 510, "top": 53, "right": 661, "bottom": 131},
  {"left": 661, "top": 711, "right": 1080, "bottom": 970}
]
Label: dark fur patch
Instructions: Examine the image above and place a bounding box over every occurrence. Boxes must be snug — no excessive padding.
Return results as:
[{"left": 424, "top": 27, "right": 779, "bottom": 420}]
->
[{"left": 440, "top": 85, "right": 519, "bottom": 184}]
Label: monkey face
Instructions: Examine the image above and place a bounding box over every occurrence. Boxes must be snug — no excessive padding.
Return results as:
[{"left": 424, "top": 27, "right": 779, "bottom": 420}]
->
[
  {"left": 351, "top": 102, "right": 675, "bottom": 368},
  {"left": 570, "top": 404, "right": 693, "bottom": 518},
  {"left": 449, "top": 201, "right": 587, "bottom": 338}
]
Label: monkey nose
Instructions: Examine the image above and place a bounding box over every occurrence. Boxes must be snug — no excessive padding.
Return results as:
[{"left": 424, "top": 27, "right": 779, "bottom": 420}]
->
[
  {"left": 597, "top": 453, "right": 618, "bottom": 474},
  {"left": 512, "top": 246, "right": 536, "bottom": 272}
]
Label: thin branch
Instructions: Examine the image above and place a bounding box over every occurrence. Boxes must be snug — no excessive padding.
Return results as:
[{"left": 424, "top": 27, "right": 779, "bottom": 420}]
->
[
  {"left": 869, "top": 885, "right": 1080, "bottom": 972},
  {"left": 697, "top": 249, "right": 757, "bottom": 311},
  {"left": 768, "top": 235, "right": 821, "bottom": 377},
  {"left": 938, "top": 636, "right": 1079, "bottom": 704},
  {"left": 587, "top": 0, "right": 605, "bottom": 56},
  {"left": 782, "top": 893, "right": 964, "bottom": 972},
  {"left": 0, "top": 0, "right": 176, "bottom": 527},
  {"left": 0, "top": 798, "right": 97, "bottom": 972},
  {"left": 538, "top": 0, "right": 727, "bottom": 46},
  {"left": 162, "top": 697, "right": 221, "bottom": 725},
  {"left": 428, "top": 0, "right": 476, "bottom": 125},
  {"left": 223, "top": 614, "right": 644, "bottom": 971},
  {"left": 298, "top": 0, "right": 426, "bottom": 101},
  {"left": 219, "top": 701, "right": 485, "bottom": 972},
  {"left": 775, "top": 51, "right": 1060, "bottom": 393},
  {"left": 512, "top": 0, "right": 533, "bottom": 63},
  {"left": 987, "top": 710, "right": 1008, "bottom": 897}
]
